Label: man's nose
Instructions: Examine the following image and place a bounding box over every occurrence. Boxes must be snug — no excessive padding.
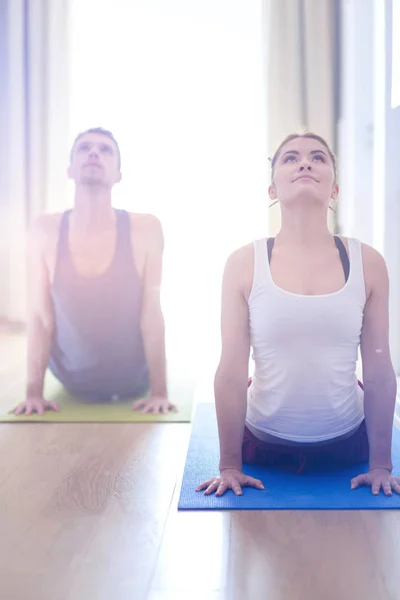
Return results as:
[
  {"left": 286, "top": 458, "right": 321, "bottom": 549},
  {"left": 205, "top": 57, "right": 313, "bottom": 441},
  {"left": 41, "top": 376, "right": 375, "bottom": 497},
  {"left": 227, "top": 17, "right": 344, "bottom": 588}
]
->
[
  {"left": 89, "top": 148, "right": 99, "bottom": 159},
  {"left": 299, "top": 162, "right": 312, "bottom": 171}
]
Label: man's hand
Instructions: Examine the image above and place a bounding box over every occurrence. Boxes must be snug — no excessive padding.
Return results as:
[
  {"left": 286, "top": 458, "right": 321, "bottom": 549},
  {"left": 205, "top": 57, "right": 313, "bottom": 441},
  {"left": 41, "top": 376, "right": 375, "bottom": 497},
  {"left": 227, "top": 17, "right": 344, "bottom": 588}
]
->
[
  {"left": 196, "top": 468, "right": 265, "bottom": 497},
  {"left": 351, "top": 468, "right": 400, "bottom": 496},
  {"left": 10, "top": 396, "right": 60, "bottom": 416},
  {"left": 131, "top": 396, "right": 177, "bottom": 415}
]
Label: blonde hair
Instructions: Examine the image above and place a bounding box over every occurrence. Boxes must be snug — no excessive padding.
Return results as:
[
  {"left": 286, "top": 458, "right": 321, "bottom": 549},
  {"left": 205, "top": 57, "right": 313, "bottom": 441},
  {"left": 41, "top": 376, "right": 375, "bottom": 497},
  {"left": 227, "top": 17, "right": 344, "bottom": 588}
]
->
[{"left": 270, "top": 132, "right": 337, "bottom": 182}]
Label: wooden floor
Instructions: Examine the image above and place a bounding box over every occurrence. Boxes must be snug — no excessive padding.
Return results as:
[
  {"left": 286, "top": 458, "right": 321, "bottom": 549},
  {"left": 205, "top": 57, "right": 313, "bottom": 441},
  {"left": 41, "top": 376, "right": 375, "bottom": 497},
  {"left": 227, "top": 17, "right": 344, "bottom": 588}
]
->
[{"left": 0, "top": 332, "right": 399, "bottom": 600}]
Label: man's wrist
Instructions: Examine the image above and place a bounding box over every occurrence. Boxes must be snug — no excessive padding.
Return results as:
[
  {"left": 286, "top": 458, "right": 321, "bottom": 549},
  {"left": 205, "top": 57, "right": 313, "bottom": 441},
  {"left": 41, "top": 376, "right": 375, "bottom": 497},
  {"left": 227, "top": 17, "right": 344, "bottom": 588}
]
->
[
  {"left": 27, "top": 383, "right": 44, "bottom": 397},
  {"left": 150, "top": 387, "right": 168, "bottom": 398}
]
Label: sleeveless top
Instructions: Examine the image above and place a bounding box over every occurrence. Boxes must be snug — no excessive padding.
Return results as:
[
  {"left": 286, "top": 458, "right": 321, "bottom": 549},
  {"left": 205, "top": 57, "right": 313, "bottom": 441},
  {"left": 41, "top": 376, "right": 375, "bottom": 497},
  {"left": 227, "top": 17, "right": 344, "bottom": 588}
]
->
[
  {"left": 48, "top": 209, "right": 149, "bottom": 401},
  {"left": 246, "top": 236, "right": 366, "bottom": 443}
]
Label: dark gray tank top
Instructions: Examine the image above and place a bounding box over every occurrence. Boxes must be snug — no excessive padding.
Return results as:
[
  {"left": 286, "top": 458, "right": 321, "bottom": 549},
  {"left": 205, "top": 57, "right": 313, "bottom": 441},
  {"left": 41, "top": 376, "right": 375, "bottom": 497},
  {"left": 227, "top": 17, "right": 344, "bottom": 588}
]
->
[{"left": 48, "top": 209, "right": 149, "bottom": 401}]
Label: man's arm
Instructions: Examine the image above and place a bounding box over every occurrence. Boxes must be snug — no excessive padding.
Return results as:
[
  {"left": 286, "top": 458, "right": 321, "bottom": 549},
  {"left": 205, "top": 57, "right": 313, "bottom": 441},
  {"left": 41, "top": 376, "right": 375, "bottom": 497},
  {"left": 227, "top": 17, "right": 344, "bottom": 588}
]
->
[
  {"left": 25, "top": 216, "right": 55, "bottom": 398},
  {"left": 12, "top": 215, "right": 59, "bottom": 416},
  {"left": 360, "top": 245, "right": 397, "bottom": 472},
  {"left": 140, "top": 216, "right": 168, "bottom": 398},
  {"left": 215, "top": 248, "right": 252, "bottom": 472}
]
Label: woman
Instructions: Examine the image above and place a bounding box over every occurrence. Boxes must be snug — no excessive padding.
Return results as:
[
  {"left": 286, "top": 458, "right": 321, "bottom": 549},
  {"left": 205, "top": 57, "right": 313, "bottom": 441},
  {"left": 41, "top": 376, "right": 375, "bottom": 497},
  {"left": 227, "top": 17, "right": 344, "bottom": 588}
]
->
[{"left": 196, "top": 133, "right": 399, "bottom": 497}]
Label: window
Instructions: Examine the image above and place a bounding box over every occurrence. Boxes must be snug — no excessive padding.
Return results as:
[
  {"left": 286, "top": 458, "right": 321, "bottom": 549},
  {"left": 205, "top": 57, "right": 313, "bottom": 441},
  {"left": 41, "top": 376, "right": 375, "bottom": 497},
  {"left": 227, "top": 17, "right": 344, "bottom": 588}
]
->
[
  {"left": 69, "top": 0, "right": 268, "bottom": 386},
  {"left": 392, "top": 0, "right": 400, "bottom": 108}
]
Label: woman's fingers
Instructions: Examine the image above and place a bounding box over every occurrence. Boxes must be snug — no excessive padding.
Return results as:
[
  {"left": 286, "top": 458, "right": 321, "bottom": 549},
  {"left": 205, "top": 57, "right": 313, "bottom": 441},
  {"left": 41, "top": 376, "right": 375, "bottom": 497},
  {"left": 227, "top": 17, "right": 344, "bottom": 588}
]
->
[
  {"left": 204, "top": 481, "right": 221, "bottom": 496},
  {"left": 382, "top": 480, "right": 392, "bottom": 496},
  {"left": 391, "top": 478, "right": 400, "bottom": 495},
  {"left": 245, "top": 476, "right": 265, "bottom": 490},
  {"left": 350, "top": 474, "right": 366, "bottom": 489}
]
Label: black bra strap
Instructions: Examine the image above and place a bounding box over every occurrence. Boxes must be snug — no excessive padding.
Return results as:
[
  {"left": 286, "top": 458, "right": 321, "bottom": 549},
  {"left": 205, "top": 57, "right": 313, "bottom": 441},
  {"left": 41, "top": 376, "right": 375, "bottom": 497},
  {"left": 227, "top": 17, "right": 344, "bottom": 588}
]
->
[
  {"left": 266, "top": 237, "right": 275, "bottom": 264},
  {"left": 333, "top": 235, "right": 350, "bottom": 282},
  {"left": 266, "top": 236, "right": 350, "bottom": 282}
]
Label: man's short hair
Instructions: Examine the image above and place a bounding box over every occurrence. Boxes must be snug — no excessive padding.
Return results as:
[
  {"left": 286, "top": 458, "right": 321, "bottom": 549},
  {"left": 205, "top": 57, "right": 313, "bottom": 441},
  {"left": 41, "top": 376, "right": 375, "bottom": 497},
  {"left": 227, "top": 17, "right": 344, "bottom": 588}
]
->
[{"left": 70, "top": 127, "right": 121, "bottom": 168}]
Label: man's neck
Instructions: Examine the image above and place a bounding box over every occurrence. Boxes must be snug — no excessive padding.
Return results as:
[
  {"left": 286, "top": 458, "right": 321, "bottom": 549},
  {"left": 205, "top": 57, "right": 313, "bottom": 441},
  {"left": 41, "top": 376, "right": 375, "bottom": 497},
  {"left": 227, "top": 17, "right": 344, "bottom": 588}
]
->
[{"left": 71, "top": 187, "right": 115, "bottom": 232}]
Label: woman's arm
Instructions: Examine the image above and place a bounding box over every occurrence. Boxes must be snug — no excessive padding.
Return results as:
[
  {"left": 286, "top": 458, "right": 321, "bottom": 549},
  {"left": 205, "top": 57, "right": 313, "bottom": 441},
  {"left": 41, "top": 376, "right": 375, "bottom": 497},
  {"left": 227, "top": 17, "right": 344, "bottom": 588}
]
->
[
  {"left": 360, "top": 245, "right": 397, "bottom": 472},
  {"left": 196, "top": 246, "right": 265, "bottom": 496},
  {"left": 215, "top": 247, "right": 252, "bottom": 472}
]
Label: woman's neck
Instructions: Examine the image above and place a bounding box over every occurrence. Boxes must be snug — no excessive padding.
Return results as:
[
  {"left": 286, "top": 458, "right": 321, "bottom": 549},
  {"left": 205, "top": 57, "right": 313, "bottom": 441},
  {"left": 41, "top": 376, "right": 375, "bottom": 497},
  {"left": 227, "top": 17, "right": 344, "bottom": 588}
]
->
[{"left": 276, "top": 207, "right": 333, "bottom": 248}]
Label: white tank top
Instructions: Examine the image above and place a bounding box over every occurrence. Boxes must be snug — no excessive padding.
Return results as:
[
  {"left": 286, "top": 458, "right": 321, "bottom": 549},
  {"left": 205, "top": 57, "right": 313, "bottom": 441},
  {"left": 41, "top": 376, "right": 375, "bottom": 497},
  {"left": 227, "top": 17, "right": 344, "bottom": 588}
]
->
[{"left": 246, "top": 237, "right": 366, "bottom": 443}]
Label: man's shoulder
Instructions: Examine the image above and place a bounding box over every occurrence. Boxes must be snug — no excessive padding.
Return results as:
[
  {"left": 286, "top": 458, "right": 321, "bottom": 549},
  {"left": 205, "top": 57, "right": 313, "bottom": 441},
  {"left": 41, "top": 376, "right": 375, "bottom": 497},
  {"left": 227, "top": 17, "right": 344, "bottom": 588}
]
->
[
  {"left": 29, "top": 212, "right": 64, "bottom": 251},
  {"left": 30, "top": 211, "right": 63, "bottom": 234},
  {"left": 128, "top": 211, "right": 161, "bottom": 227},
  {"left": 128, "top": 212, "right": 163, "bottom": 239}
]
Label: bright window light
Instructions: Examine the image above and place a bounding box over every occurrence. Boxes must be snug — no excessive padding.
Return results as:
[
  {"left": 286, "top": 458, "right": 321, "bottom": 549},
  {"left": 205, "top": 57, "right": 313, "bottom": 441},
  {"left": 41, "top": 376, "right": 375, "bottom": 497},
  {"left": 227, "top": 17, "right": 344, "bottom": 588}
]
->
[
  {"left": 392, "top": 0, "right": 400, "bottom": 108},
  {"left": 69, "top": 0, "right": 268, "bottom": 383}
]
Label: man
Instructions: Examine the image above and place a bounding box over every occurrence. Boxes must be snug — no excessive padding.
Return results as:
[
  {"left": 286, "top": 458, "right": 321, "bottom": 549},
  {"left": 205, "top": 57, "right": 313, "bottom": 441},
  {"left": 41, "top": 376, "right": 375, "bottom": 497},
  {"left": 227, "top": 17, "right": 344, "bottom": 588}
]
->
[{"left": 12, "top": 127, "right": 175, "bottom": 416}]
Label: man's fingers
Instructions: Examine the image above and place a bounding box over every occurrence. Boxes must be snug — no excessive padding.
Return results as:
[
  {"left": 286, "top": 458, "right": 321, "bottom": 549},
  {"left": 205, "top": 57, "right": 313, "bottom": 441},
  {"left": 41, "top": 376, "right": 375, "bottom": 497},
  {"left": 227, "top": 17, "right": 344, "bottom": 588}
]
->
[
  {"left": 132, "top": 400, "right": 144, "bottom": 410},
  {"left": 140, "top": 403, "right": 174, "bottom": 415},
  {"left": 383, "top": 481, "right": 392, "bottom": 496},
  {"left": 132, "top": 400, "right": 147, "bottom": 412},
  {"left": 9, "top": 401, "right": 60, "bottom": 416},
  {"left": 169, "top": 404, "right": 178, "bottom": 413}
]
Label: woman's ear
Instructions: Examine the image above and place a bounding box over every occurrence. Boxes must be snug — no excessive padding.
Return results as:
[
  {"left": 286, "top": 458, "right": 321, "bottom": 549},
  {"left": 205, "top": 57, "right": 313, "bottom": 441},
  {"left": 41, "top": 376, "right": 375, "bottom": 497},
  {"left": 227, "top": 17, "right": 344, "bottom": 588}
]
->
[
  {"left": 269, "top": 184, "right": 277, "bottom": 200},
  {"left": 331, "top": 183, "right": 339, "bottom": 200}
]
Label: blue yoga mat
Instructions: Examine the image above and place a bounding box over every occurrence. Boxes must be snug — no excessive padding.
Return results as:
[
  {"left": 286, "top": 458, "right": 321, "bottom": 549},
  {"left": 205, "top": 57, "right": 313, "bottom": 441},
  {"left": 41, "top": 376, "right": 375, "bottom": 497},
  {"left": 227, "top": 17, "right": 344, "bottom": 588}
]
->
[{"left": 178, "top": 403, "right": 400, "bottom": 510}]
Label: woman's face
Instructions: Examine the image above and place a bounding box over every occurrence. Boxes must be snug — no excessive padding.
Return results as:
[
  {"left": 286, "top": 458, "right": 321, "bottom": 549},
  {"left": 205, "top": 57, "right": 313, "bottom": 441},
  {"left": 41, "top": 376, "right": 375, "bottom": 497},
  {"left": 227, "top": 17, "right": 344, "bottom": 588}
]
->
[{"left": 269, "top": 137, "right": 339, "bottom": 209}]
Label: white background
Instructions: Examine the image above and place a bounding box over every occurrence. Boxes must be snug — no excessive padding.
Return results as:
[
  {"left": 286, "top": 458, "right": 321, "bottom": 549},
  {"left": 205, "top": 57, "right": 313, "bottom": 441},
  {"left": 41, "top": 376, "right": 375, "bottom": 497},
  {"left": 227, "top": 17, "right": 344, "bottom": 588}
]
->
[{"left": 69, "top": 0, "right": 268, "bottom": 391}]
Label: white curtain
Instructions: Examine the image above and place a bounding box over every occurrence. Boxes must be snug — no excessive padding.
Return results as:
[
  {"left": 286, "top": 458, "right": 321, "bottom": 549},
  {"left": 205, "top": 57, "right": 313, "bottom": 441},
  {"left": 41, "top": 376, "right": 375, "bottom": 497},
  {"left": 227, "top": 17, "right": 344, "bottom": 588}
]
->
[
  {"left": 69, "top": 0, "right": 269, "bottom": 396},
  {"left": 264, "top": 0, "right": 337, "bottom": 235},
  {"left": 338, "top": 0, "right": 400, "bottom": 419},
  {"left": 0, "top": 0, "right": 70, "bottom": 322}
]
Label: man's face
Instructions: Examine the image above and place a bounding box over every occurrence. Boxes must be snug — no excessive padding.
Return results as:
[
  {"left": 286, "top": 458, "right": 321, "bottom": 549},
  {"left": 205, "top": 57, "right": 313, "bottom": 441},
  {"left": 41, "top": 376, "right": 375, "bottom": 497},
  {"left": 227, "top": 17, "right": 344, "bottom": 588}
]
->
[{"left": 68, "top": 133, "right": 121, "bottom": 188}]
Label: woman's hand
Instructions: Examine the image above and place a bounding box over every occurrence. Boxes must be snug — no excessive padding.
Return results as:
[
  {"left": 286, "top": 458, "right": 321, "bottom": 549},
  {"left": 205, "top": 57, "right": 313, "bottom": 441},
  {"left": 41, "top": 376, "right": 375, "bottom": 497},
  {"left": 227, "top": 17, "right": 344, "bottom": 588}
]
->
[
  {"left": 196, "top": 468, "right": 265, "bottom": 497},
  {"left": 351, "top": 468, "right": 400, "bottom": 496}
]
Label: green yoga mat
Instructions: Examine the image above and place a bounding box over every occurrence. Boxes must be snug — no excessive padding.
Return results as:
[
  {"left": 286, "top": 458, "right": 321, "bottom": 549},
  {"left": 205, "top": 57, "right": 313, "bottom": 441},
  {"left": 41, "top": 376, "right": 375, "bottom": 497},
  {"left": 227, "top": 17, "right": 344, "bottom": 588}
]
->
[{"left": 0, "top": 371, "right": 194, "bottom": 423}]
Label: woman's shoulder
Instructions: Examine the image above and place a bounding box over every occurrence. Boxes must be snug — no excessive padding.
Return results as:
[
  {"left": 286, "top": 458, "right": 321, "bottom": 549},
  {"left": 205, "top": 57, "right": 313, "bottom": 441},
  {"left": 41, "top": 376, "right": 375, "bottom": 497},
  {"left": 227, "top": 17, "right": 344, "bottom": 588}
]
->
[
  {"left": 359, "top": 241, "right": 387, "bottom": 275},
  {"left": 227, "top": 241, "right": 255, "bottom": 264},
  {"left": 224, "top": 242, "right": 258, "bottom": 299},
  {"left": 344, "top": 238, "right": 389, "bottom": 297}
]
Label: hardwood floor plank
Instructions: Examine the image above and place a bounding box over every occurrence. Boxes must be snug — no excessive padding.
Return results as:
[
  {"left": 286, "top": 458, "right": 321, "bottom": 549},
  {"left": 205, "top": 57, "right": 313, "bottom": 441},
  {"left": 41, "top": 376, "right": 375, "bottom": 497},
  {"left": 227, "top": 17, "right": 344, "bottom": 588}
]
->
[
  {"left": 67, "top": 424, "right": 190, "bottom": 600},
  {"left": 228, "top": 510, "right": 391, "bottom": 600},
  {"left": 149, "top": 504, "right": 230, "bottom": 596}
]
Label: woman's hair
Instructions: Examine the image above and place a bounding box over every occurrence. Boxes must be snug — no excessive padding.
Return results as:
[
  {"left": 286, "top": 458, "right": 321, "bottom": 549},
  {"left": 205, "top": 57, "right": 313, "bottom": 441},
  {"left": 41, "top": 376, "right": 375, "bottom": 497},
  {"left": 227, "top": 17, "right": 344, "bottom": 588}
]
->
[{"left": 270, "top": 132, "right": 337, "bottom": 182}]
